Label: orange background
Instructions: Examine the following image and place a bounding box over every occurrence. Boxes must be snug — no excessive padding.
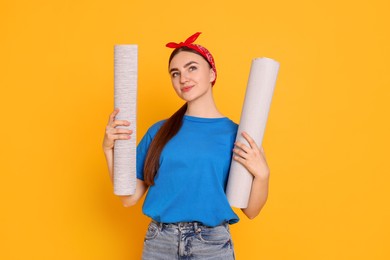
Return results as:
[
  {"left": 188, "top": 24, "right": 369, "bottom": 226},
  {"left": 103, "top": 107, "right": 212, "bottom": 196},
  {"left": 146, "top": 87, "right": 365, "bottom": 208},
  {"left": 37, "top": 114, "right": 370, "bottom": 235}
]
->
[{"left": 1, "top": 0, "right": 389, "bottom": 259}]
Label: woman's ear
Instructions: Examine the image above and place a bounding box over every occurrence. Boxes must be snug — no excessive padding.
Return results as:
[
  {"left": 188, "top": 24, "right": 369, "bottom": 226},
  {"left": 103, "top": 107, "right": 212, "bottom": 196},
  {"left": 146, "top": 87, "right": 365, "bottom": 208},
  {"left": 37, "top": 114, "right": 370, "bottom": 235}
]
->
[{"left": 209, "top": 69, "right": 216, "bottom": 83}]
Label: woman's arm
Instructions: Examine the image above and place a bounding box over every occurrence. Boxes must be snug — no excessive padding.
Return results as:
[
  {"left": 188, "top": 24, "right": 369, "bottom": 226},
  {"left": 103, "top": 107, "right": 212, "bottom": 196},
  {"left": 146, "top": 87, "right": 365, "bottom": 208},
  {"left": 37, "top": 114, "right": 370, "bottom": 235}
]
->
[
  {"left": 103, "top": 108, "right": 148, "bottom": 207},
  {"left": 232, "top": 132, "right": 270, "bottom": 219},
  {"left": 241, "top": 175, "right": 269, "bottom": 219}
]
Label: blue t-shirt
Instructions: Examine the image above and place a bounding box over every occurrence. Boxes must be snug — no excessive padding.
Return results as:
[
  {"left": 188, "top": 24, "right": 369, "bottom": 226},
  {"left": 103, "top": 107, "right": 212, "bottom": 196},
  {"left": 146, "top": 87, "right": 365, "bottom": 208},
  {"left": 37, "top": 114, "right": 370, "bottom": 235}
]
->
[{"left": 136, "top": 115, "right": 239, "bottom": 227}]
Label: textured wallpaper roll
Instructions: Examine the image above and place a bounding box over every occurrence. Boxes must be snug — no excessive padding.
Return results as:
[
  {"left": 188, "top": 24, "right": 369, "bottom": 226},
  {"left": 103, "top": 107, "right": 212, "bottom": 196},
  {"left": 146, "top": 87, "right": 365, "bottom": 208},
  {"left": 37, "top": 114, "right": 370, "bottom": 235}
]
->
[
  {"left": 113, "top": 45, "right": 138, "bottom": 196},
  {"left": 226, "top": 57, "right": 280, "bottom": 208}
]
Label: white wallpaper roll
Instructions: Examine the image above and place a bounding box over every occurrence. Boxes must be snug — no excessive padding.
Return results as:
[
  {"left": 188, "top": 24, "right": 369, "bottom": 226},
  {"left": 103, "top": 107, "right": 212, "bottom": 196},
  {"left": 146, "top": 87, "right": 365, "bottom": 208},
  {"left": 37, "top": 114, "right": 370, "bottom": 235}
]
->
[
  {"left": 113, "top": 45, "right": 138, "bottom": 196},
  {"left": 226, "top": 57, "right": 280, "bottom": 208}
]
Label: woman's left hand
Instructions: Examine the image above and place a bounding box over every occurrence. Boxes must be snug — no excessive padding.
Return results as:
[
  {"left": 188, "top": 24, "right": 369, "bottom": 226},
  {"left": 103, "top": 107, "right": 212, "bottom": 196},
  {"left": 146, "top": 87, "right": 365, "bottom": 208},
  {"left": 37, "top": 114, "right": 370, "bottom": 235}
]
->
[{"left": 232, "top": 131, "right": 270, "bottom": 181}]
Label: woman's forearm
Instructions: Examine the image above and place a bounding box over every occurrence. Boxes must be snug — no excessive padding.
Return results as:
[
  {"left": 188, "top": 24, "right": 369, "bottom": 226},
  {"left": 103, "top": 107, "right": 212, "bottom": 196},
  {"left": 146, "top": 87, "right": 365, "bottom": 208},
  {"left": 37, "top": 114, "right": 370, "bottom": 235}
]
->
[
  {"left": 241, "top": 176, "right": 269, "bottom": 219},
  {"left": 103, "top": 148, "right": 114, "bottom": 183}
]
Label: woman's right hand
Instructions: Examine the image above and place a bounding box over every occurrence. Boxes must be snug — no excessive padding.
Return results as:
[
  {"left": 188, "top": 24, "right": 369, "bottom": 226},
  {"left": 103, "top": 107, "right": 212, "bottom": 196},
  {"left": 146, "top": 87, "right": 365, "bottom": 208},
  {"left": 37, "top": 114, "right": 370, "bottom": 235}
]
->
[{"left": 102, "top": 108, "right": 133, "bottom": 152}]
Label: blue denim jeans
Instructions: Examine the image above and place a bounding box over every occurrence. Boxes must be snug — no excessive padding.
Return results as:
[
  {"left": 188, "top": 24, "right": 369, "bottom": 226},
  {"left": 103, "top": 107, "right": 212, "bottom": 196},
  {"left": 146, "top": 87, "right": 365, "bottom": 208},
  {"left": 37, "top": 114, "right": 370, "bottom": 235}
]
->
[{"left": 142, "top": 220, "right": 235, "bottom": 260}]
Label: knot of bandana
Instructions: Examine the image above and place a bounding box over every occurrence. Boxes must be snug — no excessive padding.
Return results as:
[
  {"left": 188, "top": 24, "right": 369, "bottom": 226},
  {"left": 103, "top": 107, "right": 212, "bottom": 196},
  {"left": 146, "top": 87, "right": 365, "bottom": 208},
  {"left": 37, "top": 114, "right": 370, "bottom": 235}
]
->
[{"left": 166, "top": 32, "right": 217, "bottom": 85}]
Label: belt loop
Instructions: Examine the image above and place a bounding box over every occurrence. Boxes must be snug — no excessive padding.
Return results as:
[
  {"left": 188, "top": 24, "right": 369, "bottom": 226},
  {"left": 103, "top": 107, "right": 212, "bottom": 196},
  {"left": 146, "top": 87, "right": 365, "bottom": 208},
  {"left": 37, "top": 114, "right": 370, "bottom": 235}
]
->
[
  {"left": 161, "top": 222, "right": 165, "bottom": 232},
  {"left": 194, "top": 222, "right": 201, "bottom": 233},
  {"left": 224, "top": 221, "right": 229, "bottom": 230}
]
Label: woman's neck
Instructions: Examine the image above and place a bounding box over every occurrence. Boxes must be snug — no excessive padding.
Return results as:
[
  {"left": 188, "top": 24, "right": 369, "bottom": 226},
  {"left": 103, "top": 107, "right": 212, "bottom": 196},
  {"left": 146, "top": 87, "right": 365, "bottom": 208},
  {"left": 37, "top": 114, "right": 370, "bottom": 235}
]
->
[{"left": 185, "top": 91, "right": 224, "bottom": 118}]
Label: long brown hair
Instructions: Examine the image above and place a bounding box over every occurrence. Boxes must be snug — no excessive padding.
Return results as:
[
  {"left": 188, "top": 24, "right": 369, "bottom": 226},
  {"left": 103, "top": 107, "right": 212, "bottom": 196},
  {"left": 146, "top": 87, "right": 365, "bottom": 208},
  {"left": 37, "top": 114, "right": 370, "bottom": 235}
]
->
[
  {"left": 143, "top": 103, "right": 187, "bottom": 185},
  {"left": 143, "top": 47, "right": 212, "bottom": 186}
]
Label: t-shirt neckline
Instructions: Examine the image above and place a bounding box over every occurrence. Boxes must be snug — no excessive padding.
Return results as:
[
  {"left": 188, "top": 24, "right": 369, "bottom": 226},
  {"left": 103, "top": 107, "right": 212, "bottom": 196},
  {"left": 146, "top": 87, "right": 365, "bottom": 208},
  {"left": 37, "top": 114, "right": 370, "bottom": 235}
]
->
[{"left": 183, "top": 115, "right": 229, "bottom": 123}]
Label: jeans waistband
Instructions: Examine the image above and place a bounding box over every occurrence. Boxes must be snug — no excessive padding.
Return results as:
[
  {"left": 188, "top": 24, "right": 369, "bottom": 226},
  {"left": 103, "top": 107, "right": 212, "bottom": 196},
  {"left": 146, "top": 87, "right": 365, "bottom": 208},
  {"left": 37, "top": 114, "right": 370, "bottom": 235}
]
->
[{"left": 151, "top": 220, "right": 228, "bottom": 231}]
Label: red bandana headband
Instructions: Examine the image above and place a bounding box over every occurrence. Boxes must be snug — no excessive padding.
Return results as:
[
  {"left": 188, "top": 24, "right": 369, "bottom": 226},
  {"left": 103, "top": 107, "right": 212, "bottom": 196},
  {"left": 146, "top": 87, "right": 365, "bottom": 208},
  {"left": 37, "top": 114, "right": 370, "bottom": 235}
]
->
[{"left": 166, "top": 32, "right": 217, "bottom": 85}]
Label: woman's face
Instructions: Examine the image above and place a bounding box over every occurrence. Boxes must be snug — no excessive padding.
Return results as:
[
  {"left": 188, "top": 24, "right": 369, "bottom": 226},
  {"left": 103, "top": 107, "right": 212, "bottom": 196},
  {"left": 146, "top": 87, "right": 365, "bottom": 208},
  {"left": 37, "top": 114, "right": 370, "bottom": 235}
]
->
[{"left": 168, "top": 51, "right": 215, "bottom": 103}]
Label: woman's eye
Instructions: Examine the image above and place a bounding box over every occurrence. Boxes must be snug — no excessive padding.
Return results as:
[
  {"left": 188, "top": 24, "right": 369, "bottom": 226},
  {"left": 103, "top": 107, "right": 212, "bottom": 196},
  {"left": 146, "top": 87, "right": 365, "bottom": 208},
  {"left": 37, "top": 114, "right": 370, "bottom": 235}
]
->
[
  {"left": 189, "top": 66, "right": 197, "bottom": 72},
  {"left": 171, "top": 72, "right": 179, "bottom": 78}
]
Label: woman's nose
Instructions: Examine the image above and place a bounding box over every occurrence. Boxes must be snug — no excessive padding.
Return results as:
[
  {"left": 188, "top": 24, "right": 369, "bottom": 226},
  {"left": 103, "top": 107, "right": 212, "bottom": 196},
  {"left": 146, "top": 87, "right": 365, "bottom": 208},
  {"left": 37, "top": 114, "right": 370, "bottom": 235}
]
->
[{"left": 179, "top": 72, "right": 189, "bottom": 83}]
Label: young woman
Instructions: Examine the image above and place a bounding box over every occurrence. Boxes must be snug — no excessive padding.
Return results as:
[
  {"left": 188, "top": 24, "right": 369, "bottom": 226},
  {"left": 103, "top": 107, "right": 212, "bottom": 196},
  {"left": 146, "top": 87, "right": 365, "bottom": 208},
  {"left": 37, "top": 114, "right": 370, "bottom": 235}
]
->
[{"left": 103, "top": 32, "right": 270, "bottom": 259}]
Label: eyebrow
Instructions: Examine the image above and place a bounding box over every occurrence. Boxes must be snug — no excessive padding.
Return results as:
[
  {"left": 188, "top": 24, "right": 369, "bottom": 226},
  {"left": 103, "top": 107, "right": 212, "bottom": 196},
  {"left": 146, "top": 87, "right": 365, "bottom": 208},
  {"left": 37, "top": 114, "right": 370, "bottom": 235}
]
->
[{"left": 169, "top": 61, "right": 199, "bottom": 73}]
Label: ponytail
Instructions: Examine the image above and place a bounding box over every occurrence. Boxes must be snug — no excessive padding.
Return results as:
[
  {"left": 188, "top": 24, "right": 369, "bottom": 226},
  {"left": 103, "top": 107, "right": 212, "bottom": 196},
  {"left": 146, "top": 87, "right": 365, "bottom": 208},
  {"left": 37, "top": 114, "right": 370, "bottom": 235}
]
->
[{"left": 143, "top": 103, "right": 188, "bottom": 185}]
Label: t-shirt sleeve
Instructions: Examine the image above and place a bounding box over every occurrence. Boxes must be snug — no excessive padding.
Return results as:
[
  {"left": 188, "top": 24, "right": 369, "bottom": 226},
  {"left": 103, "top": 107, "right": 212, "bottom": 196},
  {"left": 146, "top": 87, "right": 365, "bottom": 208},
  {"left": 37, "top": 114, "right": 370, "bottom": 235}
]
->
[{"left": 136, "top": 131, "right": 153, "bottom": 181}]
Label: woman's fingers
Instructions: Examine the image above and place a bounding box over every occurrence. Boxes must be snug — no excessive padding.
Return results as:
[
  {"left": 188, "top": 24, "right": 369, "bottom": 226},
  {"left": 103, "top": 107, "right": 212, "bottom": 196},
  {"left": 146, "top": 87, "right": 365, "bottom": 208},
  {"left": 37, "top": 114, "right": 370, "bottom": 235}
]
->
[
  {"left": 108, "top": 108, "right": 120, "bottom": 124},
  {"left": 234, "top": 141, "right": 250, "bottom": 154},
  {"left": 106, "top": 124, "right": 133, "bottom": 137},
  {"left": 103, "top": 127, "right": 132, "bottom": 149},
  {"left": 233, "top": 132, "right": 258, "bottom": 156},
  {"left": 233, "top": 153, "right": 247, "bottom": 165},
  {"left": 103, "top": 109, "right": 133, "bottom": 150},
  {"left": 111, "top": 119, "right": 131, "bottom": 128},
  {"left": 233, "top": 132, "right": 266, "bottom": 167},
  {"left": 241, "top": 131, "right": 258, "bottom": 149},
  {"left": 108, "top": 108, "right": 131, "bottom": 128},
  {"left": 233, "top": 138, "right": 270, "bottom": 179},
  {"left": 233, "top": 147, "right": 246, "bottom": 159},
  {"left": 112, "top": 132, "right": 132, "bottom": 140},
  {"left": 114, "top": 128, "right": 133, "bottom": 136}
]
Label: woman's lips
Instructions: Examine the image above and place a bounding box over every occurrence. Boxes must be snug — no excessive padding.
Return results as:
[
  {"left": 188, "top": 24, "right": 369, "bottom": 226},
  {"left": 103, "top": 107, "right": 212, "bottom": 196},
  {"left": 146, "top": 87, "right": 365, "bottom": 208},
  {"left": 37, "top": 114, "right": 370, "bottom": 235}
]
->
[{"left": 181, "top": 86, "right": 193, "bottom": 92}]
